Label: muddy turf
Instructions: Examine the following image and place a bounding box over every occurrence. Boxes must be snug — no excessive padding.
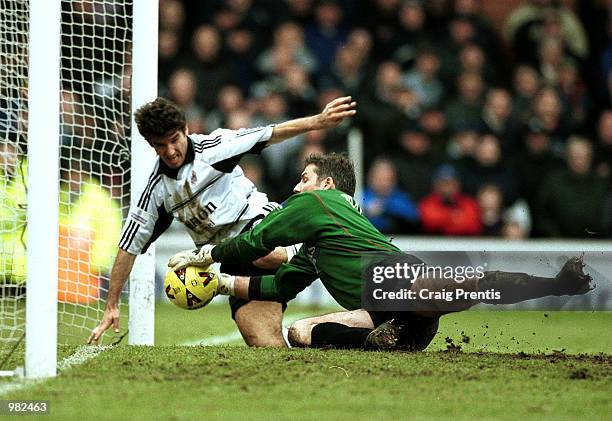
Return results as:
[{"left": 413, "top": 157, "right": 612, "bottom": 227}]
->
[{"left": 0, "top": 303, "right": 609, "bottom": 420}]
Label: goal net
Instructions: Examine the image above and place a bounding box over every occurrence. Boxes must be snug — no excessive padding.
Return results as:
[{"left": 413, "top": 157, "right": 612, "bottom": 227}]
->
[
  {"left": 56, "top": 0, "right": 132, "bottom": 344},
  {"left": 0, "top": 0, "right": 29, "bottom": 362},
  {"left": 0, "top": 0, "right": 148, "bottom": 373}
]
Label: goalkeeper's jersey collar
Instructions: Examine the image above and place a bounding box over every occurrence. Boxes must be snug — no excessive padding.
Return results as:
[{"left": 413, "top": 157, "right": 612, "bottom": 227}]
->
[{"left": 157, "top": 136, "right": 196, "bottom": 179}]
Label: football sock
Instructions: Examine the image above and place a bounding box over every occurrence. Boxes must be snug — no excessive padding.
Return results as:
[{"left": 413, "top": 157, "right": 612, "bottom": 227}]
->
[{"left": 310, "top": 323, "right": 372, "bottom": 349}]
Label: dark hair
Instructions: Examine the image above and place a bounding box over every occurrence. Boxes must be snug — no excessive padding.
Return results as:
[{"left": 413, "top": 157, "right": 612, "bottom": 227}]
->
[
  {"left": 304, "top": 152, "right": 356, "bottom": 196},
  {"left": 134, "top": 97, "right": 186, "bottom": 144}
]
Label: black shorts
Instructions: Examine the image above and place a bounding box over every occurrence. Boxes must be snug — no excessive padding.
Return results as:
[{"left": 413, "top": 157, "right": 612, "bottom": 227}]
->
[{"left": 368, "top": 310, "right": 439, "bottom": 351}]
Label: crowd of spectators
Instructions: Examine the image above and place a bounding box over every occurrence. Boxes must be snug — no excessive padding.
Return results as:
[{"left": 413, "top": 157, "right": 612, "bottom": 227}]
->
[
  {"left": 155, "top": 0, "right": 611, "bottom": 239},
  {"left": 4, "top": 0, "right": 610, "bottom": 242}
]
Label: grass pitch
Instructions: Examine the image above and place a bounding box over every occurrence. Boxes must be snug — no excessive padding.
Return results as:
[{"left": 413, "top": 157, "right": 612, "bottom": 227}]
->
[{"left": 0, "top": 303, "right": 610, "bottom": 420}]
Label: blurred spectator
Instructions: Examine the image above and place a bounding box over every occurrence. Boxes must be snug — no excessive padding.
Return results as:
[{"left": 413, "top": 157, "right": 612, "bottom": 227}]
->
[
  {"left": 167, "top": 68, "right": 205, "bottom": 133},
  {"left": 504, "top": 0, "right": 588, "bottom": 66},
  {"left": 418, "top": 108, "right": 449, "bottom": 155},
  {"left": 225, "top": 27, "right": 260, "bottom": 94},
  {"left": 215, "top": 0, "right": 274, "bottom": 35},
  {"left": 359, "top": 61, "right": 408, "bottom": 155},
  {"left": 537, "top": 36, "right": 565, "bottom": 86},
  {"left": 305, "top": 0, "right": 348, "bottom": 72},
  {"left": 403, "top": 48, "right": 444, "bottom": 110},
  {"left": 501, "top": 200, "right": 532, "bottom": 240},
  {"left": 391, "top": 0, "right": 429, "bottom": 65},
  {"left": 363, "top": 158, "right": 419, "bottom": 234},
  {"left": 239, "top": 155, "right": 270, "bottom": 193},
  {"left": 438, "top": 16, "right": 478, "bottom": 86},
  {"left": 159, "top": 0, "right": 185, "bottom": 32},
  {"left": 513, "top": 126, "right": 563, "bottom": 226},
  {"left": 395, "top": 127, "right": 441, "bottom": 201},
  {"left": 225, "top": 109, "right": 253, "bottom": 131},
  {"left": 479, "top": 88, "right": 519, "bottom": 155},
  {"left": 157, "top": 0, "right": 184, "bottom": 88},
  {"left": 318, "top": 44, "right": 367, "bottom": 96},
  {"left": 357, "top": 0, "right": 401, "bottom": 60},
  {"left": 310, "top": 88, "right": 353, "bottom": 152},
  {"left": 445, "top": 71, "right": 485, "bottom": 133},
  {"left": 205, "top": 85, "right": 245, "bottom": 131},
  {"left": 253, "top": 93, "right": 303, "bottom": 194},
  {"left": 453, "top": 0, "right": 505, "bottom": 72},
  {"left": 281, "top": 63, "right": 318, "bottom": 118},
  {"left": 419, "top": 164, "right": 482, "bottom": 236},
  {"left": 345, "top": 28, "right": 374, "bottom": 66},
  {"left": 282, "top": 0, "right": 315, "bottom": 26},
  {"left": 256, "top": 22, "right": 318, "bottom": 78},
  {"left": 557, "top": 59, "right": 590, "bottom": 125},
  {"left": 458, "top": 134, "right": 519, "bottom": 205},
  {"left": 512, "top": 65, "right": 541, "bottom": 124},
  {"left": 476, "top": 184, "right": 504, "bottom": 236},
  {"left": 446, "top": 130, "right": 479, "bottom": 160},
  {"left": 527, "top": 87, "right": 573, "bottom": 157},
  {"left": 458, "top": 43, "right": 497, "bottom": 85},
  {"left": 190, "top": 24, "right": 236, "bottom": 109},
  {"left": 594, "top": 110, "right": 612, "bottom": 179},
  {"left": 158, "top": 29, "right": 181, "bottom": 90},
  {"left": 535, "top": 137, "right": 608, "bottom": 238}
]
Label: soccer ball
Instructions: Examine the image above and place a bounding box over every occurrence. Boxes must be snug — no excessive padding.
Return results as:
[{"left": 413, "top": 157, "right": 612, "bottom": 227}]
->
[{"left": 164, "top": 266, "right": 219, "bottom": 310}]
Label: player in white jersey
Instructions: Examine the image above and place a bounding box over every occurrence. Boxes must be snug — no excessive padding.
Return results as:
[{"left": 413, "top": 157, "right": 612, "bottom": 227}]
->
[{"left": 88, "top": 95, "right": 357, "bottom": 346}]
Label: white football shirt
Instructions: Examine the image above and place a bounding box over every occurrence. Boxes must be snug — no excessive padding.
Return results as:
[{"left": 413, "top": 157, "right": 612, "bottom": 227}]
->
[{"left": 119, "top": 126, "right": 279, "bottom": 254}]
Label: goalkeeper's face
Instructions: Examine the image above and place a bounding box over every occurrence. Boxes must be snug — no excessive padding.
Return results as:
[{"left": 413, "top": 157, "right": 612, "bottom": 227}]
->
[
  {"left": 151, "top": 129, "right": 189, "bottom": 169},
  {"left": 294, "top": 164, "right": 334, "bottom": 193}
]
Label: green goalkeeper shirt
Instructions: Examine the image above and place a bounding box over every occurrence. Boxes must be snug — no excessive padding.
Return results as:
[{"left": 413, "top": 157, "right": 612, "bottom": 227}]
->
[{"left": 211, "top": 189, "right": 400, "bottom": 309}]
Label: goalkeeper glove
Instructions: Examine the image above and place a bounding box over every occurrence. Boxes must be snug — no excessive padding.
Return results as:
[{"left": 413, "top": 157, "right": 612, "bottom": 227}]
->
[{"left": 168, "top": 244, "right": 215, "bottom": 271}]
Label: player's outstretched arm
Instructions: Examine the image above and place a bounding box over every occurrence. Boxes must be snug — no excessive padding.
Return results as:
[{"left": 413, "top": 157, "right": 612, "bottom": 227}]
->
[
  {"left": 87, "top": 249, "right": 136, "bottom": 344},
  {"left": 268, "top": 96, "right": 357, "bottom": 144}
]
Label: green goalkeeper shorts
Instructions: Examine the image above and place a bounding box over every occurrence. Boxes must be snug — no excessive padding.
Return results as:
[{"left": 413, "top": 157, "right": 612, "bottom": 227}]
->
[{"left": 221, "top": 261, "right": 287, "bottom": 319}]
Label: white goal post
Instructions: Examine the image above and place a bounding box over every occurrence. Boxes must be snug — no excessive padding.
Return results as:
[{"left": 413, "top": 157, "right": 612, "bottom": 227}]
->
[
  {"left": 25, "top": 0, "right": 61, "bottom": 380},
  {"left": 128, "top": 0, "right": 159, "bottom": 347},
  {"left": 0, "top": 0, "right": 158, "bottom": 379}
]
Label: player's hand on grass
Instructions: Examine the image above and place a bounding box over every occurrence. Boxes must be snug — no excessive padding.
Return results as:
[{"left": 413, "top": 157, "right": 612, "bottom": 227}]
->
[
  {"left": 314, "top": 96, "right": 357, "bottom": 129},
  {"left": 168, "top": 244, "right": 215, "bottom": 271},
  {"left": 88, "top": 305, "right": 120, "bottom": 345}
]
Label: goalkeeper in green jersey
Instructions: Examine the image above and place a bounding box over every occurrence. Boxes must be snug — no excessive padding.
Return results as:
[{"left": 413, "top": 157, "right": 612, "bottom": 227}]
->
[{"left": 169, "top": 153, "right": 593, "bottom": 350}]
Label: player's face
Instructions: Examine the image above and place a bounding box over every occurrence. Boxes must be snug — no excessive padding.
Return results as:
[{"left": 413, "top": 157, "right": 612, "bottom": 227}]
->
[
  {"left": 294, "top": 164, "right": 325, "bottom": 193},
  {"left": 151, "top": 129, "right": 189, "bottom": 169}
]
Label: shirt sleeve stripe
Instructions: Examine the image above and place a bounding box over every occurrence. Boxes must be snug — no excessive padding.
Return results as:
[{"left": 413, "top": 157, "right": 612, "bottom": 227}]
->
[
  {"left": 119, "top": 220, "right": 137, "bottom": 250},
  {"left": 137, "top": 174, "right": 161, "bottom": 209}
]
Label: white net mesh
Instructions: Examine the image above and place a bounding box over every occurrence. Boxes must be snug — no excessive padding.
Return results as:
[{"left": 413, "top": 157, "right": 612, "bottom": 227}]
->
[
  {"left": 57, "top": 0, "right": 132, "bottom": 343},
  {"left": 0, "top": 0, "right": 29, "bottom": 360},
  {"left": 0, "top": 0, "right": 134, "bottom": 362}
]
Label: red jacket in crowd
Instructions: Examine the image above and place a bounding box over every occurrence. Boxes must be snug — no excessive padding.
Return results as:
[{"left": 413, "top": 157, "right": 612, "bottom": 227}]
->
[{"left": 419, "top": 193, "right": 482, "bottom": 236}]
